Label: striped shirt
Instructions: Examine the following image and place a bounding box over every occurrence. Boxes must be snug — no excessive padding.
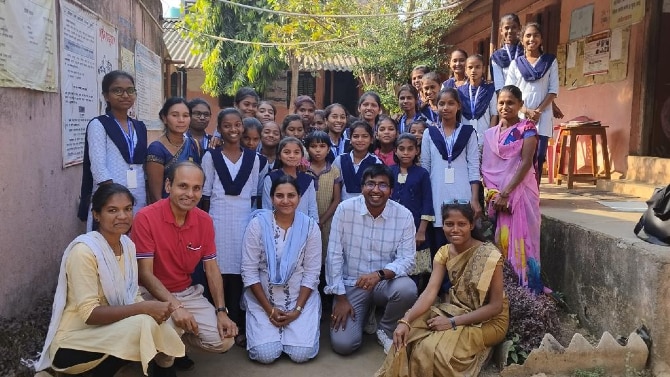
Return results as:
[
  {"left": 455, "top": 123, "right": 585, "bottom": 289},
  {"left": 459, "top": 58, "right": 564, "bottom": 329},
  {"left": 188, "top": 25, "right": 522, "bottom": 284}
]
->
[{"left": 324, "top": 195, "right": 416, "bottom": 295}]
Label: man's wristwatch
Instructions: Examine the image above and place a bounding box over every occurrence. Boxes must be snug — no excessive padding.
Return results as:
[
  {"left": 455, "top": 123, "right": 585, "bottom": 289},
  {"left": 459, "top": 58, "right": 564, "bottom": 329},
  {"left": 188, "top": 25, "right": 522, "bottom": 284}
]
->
[
  {"left": 215, "top": 306, "right": 229, "bottom": 314},
  {"left": 377, "top": 269, "right": 386, "bottom": 281}
]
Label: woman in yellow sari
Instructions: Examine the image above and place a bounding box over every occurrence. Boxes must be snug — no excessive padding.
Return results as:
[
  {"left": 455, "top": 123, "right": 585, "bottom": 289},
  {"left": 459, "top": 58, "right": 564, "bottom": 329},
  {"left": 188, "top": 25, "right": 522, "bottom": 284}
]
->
[{"left": 375, "top": 203, "right": 509, "bottom": 377}]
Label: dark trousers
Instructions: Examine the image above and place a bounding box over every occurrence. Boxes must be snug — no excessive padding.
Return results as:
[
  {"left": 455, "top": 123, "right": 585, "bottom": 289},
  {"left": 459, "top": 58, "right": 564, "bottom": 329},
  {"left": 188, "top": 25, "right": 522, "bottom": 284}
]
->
[
  {"left": 52, "top": 348, "right": 128, "bottom": 377},
  {"left": 222, "top": 273, "right": 246, "bottom": 333}
]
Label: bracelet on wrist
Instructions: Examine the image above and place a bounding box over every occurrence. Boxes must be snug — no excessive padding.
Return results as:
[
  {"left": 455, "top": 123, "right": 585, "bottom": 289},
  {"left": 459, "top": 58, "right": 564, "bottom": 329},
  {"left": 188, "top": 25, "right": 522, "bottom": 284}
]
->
[
  {"left": 397, "top": 319, "right": 412, "bottom": 330},
  {"left": 449, "top": 317, "right": 457, "bottom": 330},
  {"left": 295, "top": 305, "right": 303, "bottom": 314}
]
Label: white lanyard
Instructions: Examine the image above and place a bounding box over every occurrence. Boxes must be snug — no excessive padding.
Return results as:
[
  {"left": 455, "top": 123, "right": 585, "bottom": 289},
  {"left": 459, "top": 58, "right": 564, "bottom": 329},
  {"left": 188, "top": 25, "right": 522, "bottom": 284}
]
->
[
  {"left": 469, "top": 84, "right": 481, "bottom": 118},
  {"left": 111, "top": 116, "right": 135, "bottom": 161}
]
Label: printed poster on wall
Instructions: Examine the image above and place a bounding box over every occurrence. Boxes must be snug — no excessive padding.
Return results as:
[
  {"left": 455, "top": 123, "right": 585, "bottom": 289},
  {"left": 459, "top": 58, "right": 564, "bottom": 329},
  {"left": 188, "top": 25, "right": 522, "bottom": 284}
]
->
[
  {"left": 583, "top": 31, "right": 610, "bottom": 76},
  {"left": 61, "top": 0, "right": 98, "bottom": 167},
  {"left": 96, "top": 21, "right": 118, "bottom": 115},
  {"left": 610, "top": 0, "right": 645, "bottom": 29},
  {"left": 120, "top": 47, "right": 136, "bottom": 117},
  {"left": 134, "top": 42, "right": 163, "bottom": 130},
  {"left": 0, "top": 0, "right": 58, "bottom": 91}
]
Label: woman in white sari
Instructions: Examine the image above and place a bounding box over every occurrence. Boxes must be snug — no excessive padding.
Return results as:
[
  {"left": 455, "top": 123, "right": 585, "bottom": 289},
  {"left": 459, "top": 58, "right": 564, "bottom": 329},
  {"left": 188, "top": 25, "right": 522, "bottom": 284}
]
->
[{"left": 36, "top": 183, "right": 184, "bottom": 377}]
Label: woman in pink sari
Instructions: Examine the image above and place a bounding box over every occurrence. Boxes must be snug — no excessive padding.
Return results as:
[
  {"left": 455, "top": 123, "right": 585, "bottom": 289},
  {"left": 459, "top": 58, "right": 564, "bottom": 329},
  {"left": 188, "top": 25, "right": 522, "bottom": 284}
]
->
[{"left": 482, "top": 85, "right": 544, "bottom": 294}]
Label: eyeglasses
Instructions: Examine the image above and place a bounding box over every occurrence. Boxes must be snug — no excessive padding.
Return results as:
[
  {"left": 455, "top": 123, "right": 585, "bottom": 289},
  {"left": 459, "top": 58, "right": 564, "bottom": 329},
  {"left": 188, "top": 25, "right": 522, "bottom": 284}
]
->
[
  {"left": 364, "top": 181, "right": 390, "bottom": 191},
  {"left": 451, "top": 199, "right": 470, "bottom": 204},
  {"left": 109, "top": 87, "right": 137, "bottom": 96},
  {"left": 193, "top": 111, "right": 211, "bottom": 119}
]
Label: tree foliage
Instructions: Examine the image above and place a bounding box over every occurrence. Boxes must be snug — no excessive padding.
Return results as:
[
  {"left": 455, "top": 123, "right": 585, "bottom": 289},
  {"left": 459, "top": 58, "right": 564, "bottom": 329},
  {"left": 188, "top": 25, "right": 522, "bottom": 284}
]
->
[{"left": 182, "top": 0, "right": 287, "bottom": 97}]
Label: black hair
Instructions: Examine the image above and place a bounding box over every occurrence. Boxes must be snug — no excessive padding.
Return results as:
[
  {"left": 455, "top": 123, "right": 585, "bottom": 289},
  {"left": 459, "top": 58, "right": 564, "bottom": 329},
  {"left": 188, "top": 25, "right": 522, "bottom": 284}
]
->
[
  {"left": 243, "top": 117, "right": 263, "bottom": 134},
  {"left": 397, "top": 84, "right": 421, "bottom": 115},
  {"left": 357, "top": 92, "right": 383, "bottom": 126},
  {"left": 393, "top": 133, "right": 420, "bottom": 165},
  {"left": 499, "top": 85, "right": 524, "bottom": 102},
  {"left": 273, "top": 136, "right": 305, "bottom": 170},
  {"left": 437, "top": 88, "right": 463, "bottom": 121},
  {"left": 500, "top": 13, "right": 521, "bottom": 27},
  {"left": 411, "top": 65, "right": 430, "bottom": 75},
  {"left": 234, "top": 87, "right": 260, "bottom": 105},
  {"left": 360, "top": 163, "right": 394, "bottom": 190},
  {"left": 422, "top": 71, "right": 441, "bottom": 86},
  {"left": 101, "top": 70, "right": 135, "bottom": 112},
  {"left": 91, "top": 183, "right": 135, "bottom": 214},
  {"left": 441, "top": 203, "right": 486, "bottom": 242},
  {"left": 408, "top": 119, "right": 428, "bottom": 132},
  {"left": 324, "top": 103, "right": 349, "bottom": 120},
  {"left": 349, "top": 120, "right": 375, "bottom": 153},
  {"left": 449, "top": 49, "right": 469, "bottom": 62},
  {"left": 303, "top": 130, "right": 332, "bottom": 148},
  {"left": 314, "top": 109, "right": 326, "bottom": 119},
  {"left": 293, "top": 95, "right": 316, "bottom": 112},
  {"left": 282, "top": 114, "right": 303, "bottom": 133},
  {"left": 522, "top": 22, "right": 544, "bottom": 53},
  {"left": 217, "top": 108, "right": 243, "bottom": 131},
  {"left": 466, "top": 54, "right": 485, "bottom": 65},
  {"left": 188, "top": 98, "right": 211, "bottom": 112},
  {"left": 270, "top": 174, "right": 301, "bottom": 197},
  {"left": 375, "top": 115, "right": 398, "bottom": 150},
  {"left": 258, "top": 100, "right": 277, "bottom": 115},
  {"left": 166, "top": 161, "right": 205, "bottom": 186},
  {"left": 159, "top": 97, "right": 190, "bottom": 122}
]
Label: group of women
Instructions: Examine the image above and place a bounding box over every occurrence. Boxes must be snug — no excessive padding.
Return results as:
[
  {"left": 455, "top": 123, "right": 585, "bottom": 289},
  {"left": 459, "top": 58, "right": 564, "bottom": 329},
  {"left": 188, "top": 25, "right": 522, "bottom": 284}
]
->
[{"left": 42, "top": 11, "right": 558, "bottom": 377}]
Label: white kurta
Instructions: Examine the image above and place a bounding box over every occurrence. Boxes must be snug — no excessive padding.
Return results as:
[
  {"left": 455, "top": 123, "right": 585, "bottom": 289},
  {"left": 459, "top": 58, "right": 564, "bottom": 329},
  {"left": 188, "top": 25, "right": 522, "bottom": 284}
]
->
[
  {"left": 241, "top": 216, "right": 322, "bottom": 349},
  {"left": 461, "top": 94, "right": 499, "bottom": 146},
  {"left": 332, "top": 152, "right": 382, "bottom": 201},
  {"left": 262, "top": 174, "right": 319, "bottom": 221},
  {"left": 87, "top": 118, "right": 146, "bottom": 229},
  {"left": 420, "top": 126, "right": 480, "bottom": 227},
  {"left": 202, "top": 151, "right": 260, "bottom": 274},
  {"left": 505, "top": 58, "right": 559, "bottom": 137}
]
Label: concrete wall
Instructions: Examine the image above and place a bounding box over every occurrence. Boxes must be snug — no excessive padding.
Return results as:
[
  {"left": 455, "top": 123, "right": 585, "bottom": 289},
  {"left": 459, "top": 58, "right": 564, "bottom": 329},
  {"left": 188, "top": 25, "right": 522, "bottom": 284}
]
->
[
  {"left": 0, "top": 0, "right": 165, "bottom": 318},
  {"left": 541, "top": 215, "right": 670, "bottom": 371},
  {"left": 443, "top": 0, "right": 647, "bottom": 174}
]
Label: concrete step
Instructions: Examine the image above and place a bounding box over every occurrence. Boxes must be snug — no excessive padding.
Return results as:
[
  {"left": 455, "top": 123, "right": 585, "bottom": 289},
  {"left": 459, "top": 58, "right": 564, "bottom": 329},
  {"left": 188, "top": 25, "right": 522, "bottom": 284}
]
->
[
  {"left": 596, "top": 178, "right": 660, "bottom": 199},
  {"left": 626, "top": 156, "right": 670, "bottom": 186}
]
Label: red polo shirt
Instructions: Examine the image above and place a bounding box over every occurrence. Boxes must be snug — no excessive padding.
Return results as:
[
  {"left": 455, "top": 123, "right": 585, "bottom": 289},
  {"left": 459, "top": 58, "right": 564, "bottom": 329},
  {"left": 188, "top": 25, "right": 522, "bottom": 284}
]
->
[{"left": 132, "top": 198, "right": 216, "bottom": 293}]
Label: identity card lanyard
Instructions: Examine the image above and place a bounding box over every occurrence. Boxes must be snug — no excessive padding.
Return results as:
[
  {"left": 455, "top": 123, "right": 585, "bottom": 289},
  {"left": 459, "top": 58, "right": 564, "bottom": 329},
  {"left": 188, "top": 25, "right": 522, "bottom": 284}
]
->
[
  {"left": 112, "top": 116, "right": 135, "bottom": 162},
  {"left": 469, "top": 84, "right": 481, "bottom": 120},
  {"left": 504, "top": 44, "right": 522, "bottom": 62},
  {"left": 443, "top": 126, "right": 461, "bottom": 168}
]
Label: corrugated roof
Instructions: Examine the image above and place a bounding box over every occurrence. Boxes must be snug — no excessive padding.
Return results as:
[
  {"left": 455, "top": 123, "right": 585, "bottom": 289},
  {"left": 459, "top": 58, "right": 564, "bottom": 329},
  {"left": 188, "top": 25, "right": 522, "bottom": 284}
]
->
[
  {"left": 163, "top": 19, "right": 204, "bottom": 69},
  {"left": 162, "top": 19, "right": 355, "bottom": 72}
]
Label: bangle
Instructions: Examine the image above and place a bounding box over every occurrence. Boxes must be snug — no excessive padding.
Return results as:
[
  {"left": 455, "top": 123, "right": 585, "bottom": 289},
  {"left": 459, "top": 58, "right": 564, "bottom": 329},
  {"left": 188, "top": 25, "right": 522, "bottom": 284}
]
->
[
  {"left": 449, "top": 317, "right": 457, "bottom": 330},
  {"left": 269, "top": 307, "right": 275, "bottom": 318},
  {"left": 295, "top": 305, "right": 303, "bottom": 313},
  {"left": 397, "top": 319, "right": 412, "bottom": 330}
]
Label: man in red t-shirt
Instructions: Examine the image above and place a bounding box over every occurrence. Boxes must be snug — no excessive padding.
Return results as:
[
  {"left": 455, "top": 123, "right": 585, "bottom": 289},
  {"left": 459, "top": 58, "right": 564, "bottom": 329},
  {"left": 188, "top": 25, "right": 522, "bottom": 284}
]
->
[{"left": 132, "top": 161, "right": 237, "bottom": 374}]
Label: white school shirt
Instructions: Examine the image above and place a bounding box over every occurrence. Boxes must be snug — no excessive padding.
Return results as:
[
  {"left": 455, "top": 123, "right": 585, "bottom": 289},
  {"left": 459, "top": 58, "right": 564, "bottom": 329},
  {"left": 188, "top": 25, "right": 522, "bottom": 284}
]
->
[{"left": 460, "top": 93, "right": 499, "bottom": 146}]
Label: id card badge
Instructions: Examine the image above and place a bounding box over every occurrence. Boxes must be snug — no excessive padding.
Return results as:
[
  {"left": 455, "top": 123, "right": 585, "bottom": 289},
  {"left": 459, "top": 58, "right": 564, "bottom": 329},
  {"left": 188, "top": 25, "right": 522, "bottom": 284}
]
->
[
  {"left": 126, "top": 169, "right": 138, "bottom": 189},
  {"left": 444, "top": 167, "right": 455, "bottom": 184}
]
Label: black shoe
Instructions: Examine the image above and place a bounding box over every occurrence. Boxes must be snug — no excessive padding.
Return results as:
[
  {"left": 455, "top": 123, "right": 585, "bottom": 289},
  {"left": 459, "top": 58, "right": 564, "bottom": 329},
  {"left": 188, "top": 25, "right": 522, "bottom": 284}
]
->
[
  {"left": 148, "top": 361, "right": 177, "bottom": 377},
  {"left": 173, "top": 354, "right": 195, "bottom": 371}
]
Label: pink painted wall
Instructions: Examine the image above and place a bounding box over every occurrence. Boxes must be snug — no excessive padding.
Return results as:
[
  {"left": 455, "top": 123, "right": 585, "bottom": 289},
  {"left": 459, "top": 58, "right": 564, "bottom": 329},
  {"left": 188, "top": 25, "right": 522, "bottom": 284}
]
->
[{"left": 0, "top": 0, "right": 165, "bottom": 318}]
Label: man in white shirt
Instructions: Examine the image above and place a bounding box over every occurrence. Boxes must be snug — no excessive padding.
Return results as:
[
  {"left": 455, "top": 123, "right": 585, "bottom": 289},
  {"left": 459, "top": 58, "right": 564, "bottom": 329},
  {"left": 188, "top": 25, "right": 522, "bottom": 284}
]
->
[{"left": 325, "top": 164, "right": 417, "bottom": 355}]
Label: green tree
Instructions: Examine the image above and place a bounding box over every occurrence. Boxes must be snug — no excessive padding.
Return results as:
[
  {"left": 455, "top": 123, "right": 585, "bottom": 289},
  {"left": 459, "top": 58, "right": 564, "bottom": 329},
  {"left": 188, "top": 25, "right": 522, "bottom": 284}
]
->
[{"left": 182, "top": 0, "right": 287, "bottom": 97}]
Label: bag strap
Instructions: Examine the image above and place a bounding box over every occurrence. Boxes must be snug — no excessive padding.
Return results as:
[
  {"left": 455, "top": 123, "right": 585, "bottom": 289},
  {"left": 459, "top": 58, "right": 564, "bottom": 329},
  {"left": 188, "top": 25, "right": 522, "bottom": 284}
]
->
[{"left": 633, "top": 215, "right": 645, "bottom": 237}]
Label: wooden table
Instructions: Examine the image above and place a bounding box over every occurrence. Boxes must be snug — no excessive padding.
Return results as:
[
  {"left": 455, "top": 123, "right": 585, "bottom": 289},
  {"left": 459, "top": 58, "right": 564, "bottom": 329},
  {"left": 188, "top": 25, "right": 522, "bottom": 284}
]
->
[{"left": 554, "top": 125, "right": 611, "bottom": 188}]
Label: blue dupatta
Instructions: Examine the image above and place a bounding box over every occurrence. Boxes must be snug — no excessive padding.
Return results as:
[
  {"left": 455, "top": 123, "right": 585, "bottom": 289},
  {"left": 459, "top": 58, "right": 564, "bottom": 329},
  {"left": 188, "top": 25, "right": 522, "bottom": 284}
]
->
[
  {"left": 253, "top": 209, "right": 313, "bottom": 285},
  {"left": 209, "top": 148, "right": 256, "bottom": 196},
  {"left": 268, "top": 169, "right": 314, "bottom": 196},
  {"left": 340, "top": 153, "right": 379, "bottom": 194},
  {"left": 458, "top": 82, "right": 496, "bottom": 121},
  {"left": 427, "top": 123, "right": 475, "bottom": 163},
  {"left": 491, "top": 43, "right": 524, "bottom": 69},
  {"left": 515, "top": 54, "right": 556, "bottom": 82}
]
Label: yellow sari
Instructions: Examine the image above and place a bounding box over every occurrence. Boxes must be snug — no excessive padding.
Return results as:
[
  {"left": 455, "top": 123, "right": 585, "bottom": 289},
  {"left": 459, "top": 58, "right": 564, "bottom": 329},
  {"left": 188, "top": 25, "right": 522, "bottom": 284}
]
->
[{"left": 375, "top": 242, "right": 509, "bottom": 377}]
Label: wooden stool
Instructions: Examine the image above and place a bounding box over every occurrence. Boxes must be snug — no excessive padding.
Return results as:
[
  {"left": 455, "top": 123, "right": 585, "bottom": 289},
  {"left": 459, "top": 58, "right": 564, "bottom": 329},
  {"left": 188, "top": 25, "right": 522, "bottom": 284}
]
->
[{"left": 555, "top": 125, "right": 611, "bottom": 188}]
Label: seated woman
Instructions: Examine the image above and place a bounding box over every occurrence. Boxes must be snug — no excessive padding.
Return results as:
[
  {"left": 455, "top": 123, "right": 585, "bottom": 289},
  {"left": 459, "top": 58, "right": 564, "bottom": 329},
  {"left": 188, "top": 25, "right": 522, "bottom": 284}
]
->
[
  {"left": 241, "top": 175, "right": 322, "bottom": 364},
  {"left": 375, "top": 203, "right": 509, "bottom": 377},
  {"left": 36, "top": 184, "right": 184, "bottom": 377}
]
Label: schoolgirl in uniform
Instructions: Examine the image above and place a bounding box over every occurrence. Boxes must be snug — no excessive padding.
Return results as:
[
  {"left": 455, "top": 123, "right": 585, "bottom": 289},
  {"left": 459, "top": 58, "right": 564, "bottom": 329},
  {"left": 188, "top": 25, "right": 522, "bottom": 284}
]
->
[
  {"left": 458, "top": 54, "right": 498, "bottom": 147},
  {"left": 441, "top": 49, "right": 468, "bottom": 90},
  {"left": 374, "top": 116, "right": 399, "bottom": 166},
  {"left": 332, "top": 121, "right": 382, "bottom": 201},
  {"left": 491, "top": 13, "right": 524, "bottom": 92},
  {"left": 421, "top": 72, "right": 443, "bottom": 114},
  {"left": 324, "top": 103, "right": 350, "bottom": 163},
  {"left": 397, "top": 84, "right": 438, "bottom": 134},
  {"left": 357, "top": 92, "right": 383, "bottom": 129}
]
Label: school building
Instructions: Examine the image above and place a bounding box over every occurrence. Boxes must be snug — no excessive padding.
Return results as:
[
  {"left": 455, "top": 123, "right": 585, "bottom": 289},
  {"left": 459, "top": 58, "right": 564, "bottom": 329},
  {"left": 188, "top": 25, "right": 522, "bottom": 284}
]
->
[{"left": 445, "top": 0, "right": 669, "bottom": 186}]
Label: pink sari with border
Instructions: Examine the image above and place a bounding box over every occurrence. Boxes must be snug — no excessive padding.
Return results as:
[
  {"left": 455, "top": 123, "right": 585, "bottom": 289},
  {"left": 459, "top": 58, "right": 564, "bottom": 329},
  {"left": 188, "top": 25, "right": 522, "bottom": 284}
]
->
[{"left": 482, "top": 120, "right": 543, "bottom": 293}]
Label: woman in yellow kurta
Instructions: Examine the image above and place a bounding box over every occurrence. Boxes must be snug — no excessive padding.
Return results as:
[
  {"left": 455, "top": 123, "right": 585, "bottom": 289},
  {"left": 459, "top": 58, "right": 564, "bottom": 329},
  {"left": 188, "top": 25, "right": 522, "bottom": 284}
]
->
[
  {"left": 375, "top": 203, "right": 509, "bottom": 377},
  {"left": 36, "top": 184, "right": 184, "bottom": 377}
]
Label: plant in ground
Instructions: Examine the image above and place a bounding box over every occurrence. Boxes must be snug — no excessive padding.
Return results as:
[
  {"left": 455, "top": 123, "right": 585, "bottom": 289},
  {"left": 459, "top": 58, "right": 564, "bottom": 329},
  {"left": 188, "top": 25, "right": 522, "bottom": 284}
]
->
[{"left": 503, "top": 260, "right": 560, "bottom": 364}]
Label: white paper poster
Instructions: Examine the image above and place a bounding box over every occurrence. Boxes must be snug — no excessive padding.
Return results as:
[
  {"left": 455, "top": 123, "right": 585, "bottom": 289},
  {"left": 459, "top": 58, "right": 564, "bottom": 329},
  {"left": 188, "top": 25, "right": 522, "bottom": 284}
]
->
[
  {"left": 134, "top": 42, "right": 163, "bottom": 130},
  {"left": 96, "top": 21, "right": 118, "bottom": 114},
  {"left": 61, "top": 0, "right": 98, "bottom": 167},
  {"left": 610, "top": 0, "right": 645, "bottom": 28},
  {"left": 610, "top": 28, "right": 623, "bottom": 61},
  {"left": 0, "top": 0, "right": 58, "bottom": 91},
  {"left": 583, "top": 31, "right": 610, "bottom": 76},
  {"left": 120, "top": 47, "right": 136, "bottom": 117},
  {"left": 567, "top": 42, "right": 577, "bottom": 69}
]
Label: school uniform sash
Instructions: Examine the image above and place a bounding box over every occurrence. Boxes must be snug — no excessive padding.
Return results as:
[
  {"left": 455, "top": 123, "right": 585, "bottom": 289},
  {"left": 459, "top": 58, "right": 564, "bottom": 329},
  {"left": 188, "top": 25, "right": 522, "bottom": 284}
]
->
[
  {"left": 515, "top": 54, "right": 556, "bottom": 82},
  {"left": 491, "top": 43, "right": 524, "bottom": 69},
  {"left": 458, "top": 82, "right": 496, "bottom": 120},
  {"left": 268, "top": 169, "right": 314, "bottom": 196},
  {"left": 340, "top": 153, "right": 378, "bottom": 193},
  {"left": 209, "top": 148, "right": 256, "bottom": 196},
  {"left": 77, "top": 114, "right": 147, "bottom": 221},
  {"left": 427, "top": 124, "right": 475, "bottom": 163}
]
